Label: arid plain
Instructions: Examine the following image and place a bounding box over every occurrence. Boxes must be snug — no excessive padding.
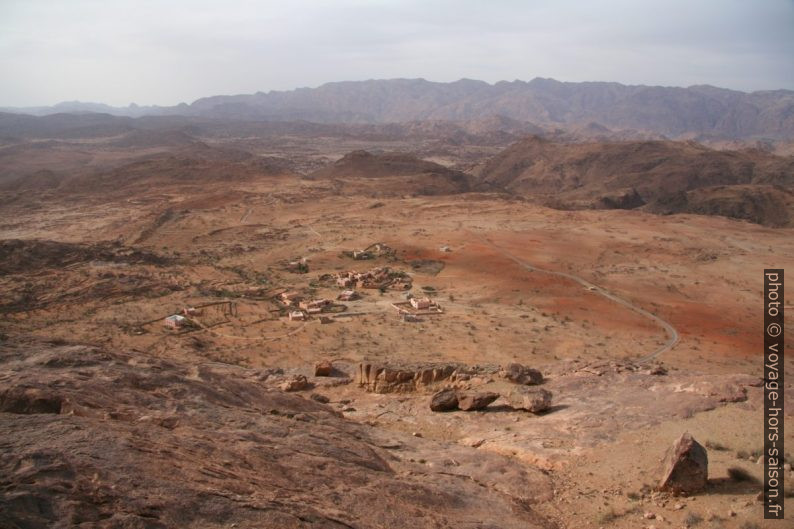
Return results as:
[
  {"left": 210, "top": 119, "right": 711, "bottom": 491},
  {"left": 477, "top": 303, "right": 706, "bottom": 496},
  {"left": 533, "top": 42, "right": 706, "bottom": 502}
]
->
[{"left": 1, "top": 109, "right": 793, "bottom": 528}]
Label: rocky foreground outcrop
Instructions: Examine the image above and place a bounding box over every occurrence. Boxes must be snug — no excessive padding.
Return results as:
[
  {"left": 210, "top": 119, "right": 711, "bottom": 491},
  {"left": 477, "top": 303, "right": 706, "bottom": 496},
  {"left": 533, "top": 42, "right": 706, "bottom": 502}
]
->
[
  {"left": 355, "top": 362, "right": 500, "bottom": 393},
  {"left": 356, "top": 361, "right": 544, "bottom": 393},
  {"left": 0, "top": 342, "right": 556, "bottom": 529}
]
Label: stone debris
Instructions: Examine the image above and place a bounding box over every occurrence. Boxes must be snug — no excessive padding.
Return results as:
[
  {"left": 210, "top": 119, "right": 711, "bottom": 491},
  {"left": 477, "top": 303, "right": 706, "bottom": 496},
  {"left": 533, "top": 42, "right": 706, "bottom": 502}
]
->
[
  {"left": 500, "top": 363, "right": 544, "bottom": 385},
  {"left": 280, "top": 374, "right": 310, "bottom": 392},
  {"left": 314, "top": 360, "right": 334, "bottom": 377},
  {"left": 310, "top": 393, "right": 330, "bottom": 403},
  {"left": 658, "top": 433, "right": 708, "bottom": 495}
]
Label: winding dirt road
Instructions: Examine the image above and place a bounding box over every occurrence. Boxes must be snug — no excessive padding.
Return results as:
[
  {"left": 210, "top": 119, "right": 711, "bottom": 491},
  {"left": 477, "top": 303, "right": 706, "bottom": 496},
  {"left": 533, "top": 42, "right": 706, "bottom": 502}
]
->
[{"left": 472, "top": 232, "right": 679, "bottom": 362}]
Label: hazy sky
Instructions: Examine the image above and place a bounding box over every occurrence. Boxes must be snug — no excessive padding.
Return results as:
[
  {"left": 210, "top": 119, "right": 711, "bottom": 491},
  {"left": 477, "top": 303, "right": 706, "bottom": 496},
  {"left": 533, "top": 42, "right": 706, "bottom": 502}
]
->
[{"left": 1, "top": 0, "right": 793, "bottom": 106}]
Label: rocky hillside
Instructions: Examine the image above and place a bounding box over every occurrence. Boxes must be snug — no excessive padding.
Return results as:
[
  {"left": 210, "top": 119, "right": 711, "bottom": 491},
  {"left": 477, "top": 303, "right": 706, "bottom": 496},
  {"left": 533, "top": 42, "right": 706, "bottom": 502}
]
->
[
  {"left": 5, "top": 78, "right": 794, "bottom": 140},
  {"left": 472, "top": 136, "right": 794, "bottom": 224},
  {"left": 172, "top": 79, "right": 794, "bottom": 140},
  {"left": 0, "top": 342, "right": 556, "bottom": 529},
  {"left": 645, "top": 184, "right": 794, "bottom": 227},
  {"left": 308, "top": 150, "right": 474, "bottom": 196}
]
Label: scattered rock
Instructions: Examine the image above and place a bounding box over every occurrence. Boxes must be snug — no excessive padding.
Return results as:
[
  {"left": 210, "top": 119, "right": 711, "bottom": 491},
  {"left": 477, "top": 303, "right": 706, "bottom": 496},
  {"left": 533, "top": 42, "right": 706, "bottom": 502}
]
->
[
  {"left": 643, "top": 365, "right": 668, "bottom": 376},
  {"left": 280, "top": 374, "right": 309, "bottom": 392},
  {"left": 643, "top": 511, "right": 656, "bottom": 519},
  {"left": 500, "top": 363, "right": 544, "bottom": 385},
  {"left": 314, "top": 360, "right": 333, "bottom": 377},
  {"left": 457, "top": 391, "right": 499, "bottom": 411},
  {"left": 505, "top": 386, "right": 553, "bottom": 413},
  {"left": 658, "top": 433, "right": 708, "bottom": 495},
  {"left": 430, "top": 389, "right": 459, "bottom": 412}
]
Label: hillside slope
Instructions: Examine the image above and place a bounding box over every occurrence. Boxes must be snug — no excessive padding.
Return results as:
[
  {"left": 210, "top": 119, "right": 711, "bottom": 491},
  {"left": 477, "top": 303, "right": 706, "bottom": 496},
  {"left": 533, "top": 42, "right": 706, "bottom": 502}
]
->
[
  {"left": 308, "top": 150, "right": 474, "bottom": 196},
  {"left": 472, "top": 136, "right": 794, "bottom": 225}
]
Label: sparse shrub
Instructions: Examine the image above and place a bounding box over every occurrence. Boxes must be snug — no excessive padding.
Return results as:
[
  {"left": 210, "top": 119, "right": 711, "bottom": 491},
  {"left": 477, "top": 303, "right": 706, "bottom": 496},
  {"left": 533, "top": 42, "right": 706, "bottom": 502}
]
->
[
  {"left": 684, "top": 511, "right": 703, "bottom": 527},
  {"left": 596, "top": 507, "right": 618, "bottom": 525},
  {"left": 705, "top": 440, "right": 729, "bottom": 451},
  {"left": 736, "top": 450, "right": 749, "bottom": 460}
]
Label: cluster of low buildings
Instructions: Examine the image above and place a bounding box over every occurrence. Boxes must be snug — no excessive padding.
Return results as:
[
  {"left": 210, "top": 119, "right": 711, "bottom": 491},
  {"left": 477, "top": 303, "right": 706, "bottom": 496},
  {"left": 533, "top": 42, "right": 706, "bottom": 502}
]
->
[
  {"left": 279, "top": 291, "right": 342, "bottom": 322},
  {"left": 334, "top": 267, "right": 411, "bottom": 290},
  {"left": 299, "top": 298, "right": 332, "bottom": 314}
]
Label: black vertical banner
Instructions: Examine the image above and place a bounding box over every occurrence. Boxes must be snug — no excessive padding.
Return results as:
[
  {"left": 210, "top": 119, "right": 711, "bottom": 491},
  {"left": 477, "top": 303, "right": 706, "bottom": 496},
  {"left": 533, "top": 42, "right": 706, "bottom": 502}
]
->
[{"left": 764, "top": 269, "right": 784, "bottom": 519}]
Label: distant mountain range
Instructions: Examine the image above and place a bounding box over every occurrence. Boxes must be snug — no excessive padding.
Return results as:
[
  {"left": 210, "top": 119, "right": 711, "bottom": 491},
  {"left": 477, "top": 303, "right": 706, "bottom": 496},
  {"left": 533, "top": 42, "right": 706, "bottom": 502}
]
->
[{"left": 2, "top": 78, "right": 794, "bottom": 140}]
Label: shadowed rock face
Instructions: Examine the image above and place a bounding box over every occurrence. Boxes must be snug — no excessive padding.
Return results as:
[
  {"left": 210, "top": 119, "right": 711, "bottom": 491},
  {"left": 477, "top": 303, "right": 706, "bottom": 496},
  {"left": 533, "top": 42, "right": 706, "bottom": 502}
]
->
[
  {"left": 658, "top": 433, "right": 709, "bottom": 494},
  {"left": 429, "top": 388, "right": 459, "bottom": 412},
  {"left": 0, "top": 342, "right": 556, "bottom": 529}
]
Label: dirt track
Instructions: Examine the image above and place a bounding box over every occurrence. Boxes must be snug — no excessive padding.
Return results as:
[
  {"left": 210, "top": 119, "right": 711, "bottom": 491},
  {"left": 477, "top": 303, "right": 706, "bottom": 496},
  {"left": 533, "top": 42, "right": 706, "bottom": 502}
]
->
[{"left": 472, "top": 231, "right": 679, "bottom": 362}]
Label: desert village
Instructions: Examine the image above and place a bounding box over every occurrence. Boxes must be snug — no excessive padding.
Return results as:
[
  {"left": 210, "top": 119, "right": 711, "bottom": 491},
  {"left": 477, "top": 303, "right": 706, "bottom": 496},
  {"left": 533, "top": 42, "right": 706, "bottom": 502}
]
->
[{"left": 156, "top": 242, "right": 443, "bottom": 332}]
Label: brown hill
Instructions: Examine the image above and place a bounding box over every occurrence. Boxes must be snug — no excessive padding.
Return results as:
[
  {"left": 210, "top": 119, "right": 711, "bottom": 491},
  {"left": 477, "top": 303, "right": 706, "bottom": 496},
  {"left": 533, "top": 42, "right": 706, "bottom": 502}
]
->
[
  {"left": 645, "top": 184, "right": 794, "bottom": 227},
  {"left": 0, "top": 141, "right": 297, "bottom": 197},
  {"left": 106, "top": 128, "right": 200, "bottom": 149},
  {"left": 308, "top": 150, "right": 474, "bottom": 196},
  {"left": 473, "top": 136, "right": 794, "bottom": 221},
  {"left": 0, "top": 239, "right": 169, "bottom": 275}
]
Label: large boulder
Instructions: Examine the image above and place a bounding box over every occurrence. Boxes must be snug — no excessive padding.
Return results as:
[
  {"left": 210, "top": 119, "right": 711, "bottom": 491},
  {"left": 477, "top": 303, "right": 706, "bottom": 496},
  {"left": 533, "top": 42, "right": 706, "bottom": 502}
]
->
[
  {"left": 457, "top": 391, "right": 499, "bottom": 411},
  {"left": 505, "top": 387, "right": 552, "bottom": 413},
  {"left": 430, "top": 389, "right": 459, "bottom": 412},
  {"left": 658, "top": 433, "right": 708, "bottom": 494},
  {"left": 500, "top": 363, "right": 544, "bottom": 385},
  {"left": 357, "top": 362, "right": 460, "bottom": 393}
]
